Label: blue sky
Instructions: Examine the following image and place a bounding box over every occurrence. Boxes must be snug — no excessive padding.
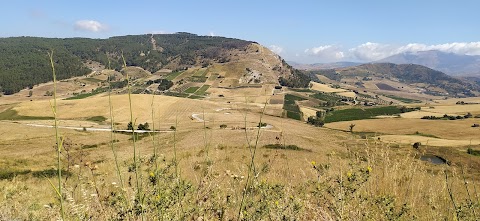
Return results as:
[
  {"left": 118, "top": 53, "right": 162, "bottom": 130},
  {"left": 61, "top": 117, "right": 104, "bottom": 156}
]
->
[{"left": 1, "top": 0, "right": 479, "bottom": 63}]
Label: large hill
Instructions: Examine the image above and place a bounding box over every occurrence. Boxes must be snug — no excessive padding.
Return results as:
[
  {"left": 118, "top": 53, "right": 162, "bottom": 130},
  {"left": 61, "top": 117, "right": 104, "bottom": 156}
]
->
[
  {"left": 377, "top": 50, "right": 480, "bottom": 76},
  {"left": 333, "top": 63, "right": 479, "bottom": 96},
  {"left": 0, "top": 33, "right": 306, "bottom": 94}
]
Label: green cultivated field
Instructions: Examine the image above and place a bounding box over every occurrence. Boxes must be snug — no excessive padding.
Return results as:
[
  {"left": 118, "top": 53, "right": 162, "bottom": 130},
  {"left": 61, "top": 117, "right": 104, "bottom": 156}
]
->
[
  {"left": 324, "top": 106, "right": 406, "bottom": 123},
  {"left": 384, "top": 94, "right": 422, "bottom": 103},
  {"left": 184, "top": 87, "right": 200, "bottom": 93},
  {"left": 165, "top": 71, "right": 184, "bottom": 80},
  {"left": 194, "top": 85, "right": 210, "bottom": 95}
]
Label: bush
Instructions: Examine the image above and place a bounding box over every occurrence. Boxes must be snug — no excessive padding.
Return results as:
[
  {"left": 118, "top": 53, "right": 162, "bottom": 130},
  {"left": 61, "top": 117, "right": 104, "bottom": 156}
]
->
[
  {"left": 307, "top": 116, "right": 324, "bottom": 127},
  {"left": 467, "top": 148, "right": 480, "bottom": 156},
  {"left": 263, "top": 144, "right": 310, "bottom": 151},
  {"left": 413, "top": 142, "right": 421, "bottom": 149},
  {"left": 219, "top": 124, "right": 227, "bottom": 129},
  {"left": 257, "top": 122, "right": 267, "bottom": 127},
  {"left": 138, "top": 122, "right": 150, "bottom": 130}
]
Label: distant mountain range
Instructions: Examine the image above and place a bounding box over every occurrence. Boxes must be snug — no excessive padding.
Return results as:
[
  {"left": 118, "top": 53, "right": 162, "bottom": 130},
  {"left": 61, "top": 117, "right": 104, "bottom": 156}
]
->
[
  {"left": 335, "top": 63, "right": 479, "bottom": 96},
  {"left": 288, "top": 61, "right": 362, "bottom": 70},
  {"left": 377, "top": 50, "right": 480, "bottom": 76},
  {"left": 290, "top": 50, "right": 480, "bottom": 76}
]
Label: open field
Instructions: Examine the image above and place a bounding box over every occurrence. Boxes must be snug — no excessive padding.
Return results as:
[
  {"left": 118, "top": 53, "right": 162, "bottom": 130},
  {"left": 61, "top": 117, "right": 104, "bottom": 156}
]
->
[
  {"left": 325, "top": 117, "right": 480, "bottom": 141},
  {"left": 310, "top": 82, "right": 346, "bottom": 93},
  {"left": 377, "top": 134, "right": 480, "bottom": 147},
  {"left": 336, "top": 91, "right": 356, "bottom": 98}
]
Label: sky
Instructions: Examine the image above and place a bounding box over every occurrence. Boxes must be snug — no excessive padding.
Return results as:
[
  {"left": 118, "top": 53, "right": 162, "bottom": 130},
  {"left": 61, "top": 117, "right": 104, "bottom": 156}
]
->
[{"left": 1, "top": 0, "right": 480, "bottom": 64}]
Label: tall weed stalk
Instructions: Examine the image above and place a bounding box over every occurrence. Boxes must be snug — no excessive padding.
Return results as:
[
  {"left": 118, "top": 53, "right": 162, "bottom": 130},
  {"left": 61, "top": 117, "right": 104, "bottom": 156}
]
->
[
  {"left": 237, "top": 98, "right": 269, "bottom": 220},
  {"left": 107, "top": 57, "right": 124, "bottom": 189},
  {"left": 48, "top": 51, "right": 65, "bottom": 220},
  {"left": 122, "top": 54, "right": 143, "bottom": 219}
]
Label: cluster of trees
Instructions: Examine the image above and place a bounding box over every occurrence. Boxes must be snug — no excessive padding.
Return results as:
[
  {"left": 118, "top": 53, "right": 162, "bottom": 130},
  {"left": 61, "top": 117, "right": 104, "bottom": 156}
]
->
[
  {"left": 307, "top": 111, "right": 325, "bottom": 127},
  {"left": 0, "top": 33, "right": 252, "bottom": 94},
  {"left": 127, "top": 122, "right": 150, "bottom": 131},
  {"left": 110, "top": 80, "right": 128, "bottom": 89},
  {"left": 421, "top": 112, "right": 473, "bottom": 120},
  {"left": 156, "top": 79, "right": 173, "bottom": 91},
  {"left": 145, "top": 78, "right": 173, "bottom": 91}
]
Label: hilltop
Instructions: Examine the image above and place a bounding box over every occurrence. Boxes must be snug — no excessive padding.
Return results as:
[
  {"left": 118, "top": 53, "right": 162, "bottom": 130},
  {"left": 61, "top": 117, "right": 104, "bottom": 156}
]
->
[{"left": 0, "top": 33, "right": 307, "bottom": 95}]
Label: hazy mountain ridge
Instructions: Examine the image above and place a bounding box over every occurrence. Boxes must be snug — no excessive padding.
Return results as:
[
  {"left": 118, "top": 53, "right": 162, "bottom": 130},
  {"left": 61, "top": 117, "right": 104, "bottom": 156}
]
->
[
  {"left": 377, "top": 50, "right": 480, "bottom": 76},
  {"left": 289, "top": 61, "right": 363, "bottom": 70},
  {"left": 336, "top": 63, "right": 479, "bottom": 96}
]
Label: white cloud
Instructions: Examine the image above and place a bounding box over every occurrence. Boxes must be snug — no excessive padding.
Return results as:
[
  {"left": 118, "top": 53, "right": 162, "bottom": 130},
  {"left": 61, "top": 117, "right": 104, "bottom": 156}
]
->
[
  {"left": 269, "top": 45, "right": 284, "bottom": 54},
  {"left": 349, "top": 42, "right": 396, "bottom": 61},
  {"left": 305, "top": 41, "right": 480, "bottom": 62},
  {"left": 74, "top": 20, "right": 108, "bottom": 32},
  {"left": 305, "top": 45, "right": 345, "bottom": 62},
  {"left": 208, "top": 31, "right": 215, "bottom": 37},
  {"left": 395, "top": 42, "right": 480, "bottom": 55}
]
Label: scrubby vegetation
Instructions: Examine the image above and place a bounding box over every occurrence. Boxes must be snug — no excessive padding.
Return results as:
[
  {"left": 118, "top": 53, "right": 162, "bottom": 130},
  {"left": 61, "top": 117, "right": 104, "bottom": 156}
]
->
[
  {"left": 278, "top": 62, "right": 312, "bottom": 88},
  {"left": 421, "top": 113, "right": 473, "bottom": 120}
]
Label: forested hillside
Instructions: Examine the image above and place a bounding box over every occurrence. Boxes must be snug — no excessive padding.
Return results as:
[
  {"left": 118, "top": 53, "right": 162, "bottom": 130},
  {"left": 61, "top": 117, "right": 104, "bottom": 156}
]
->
[{"left": 0, "top": 33, "right": 253, "bottom": 94}]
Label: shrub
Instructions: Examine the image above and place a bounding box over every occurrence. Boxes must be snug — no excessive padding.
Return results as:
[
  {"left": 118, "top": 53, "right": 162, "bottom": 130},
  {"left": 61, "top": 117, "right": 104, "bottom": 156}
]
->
[
  {"left": 413, "top": 142, "right": 421, "bottom": 149},
  {"left": 307, "top": 116, "right": 324, "bottom": 127},
  {"left": 467, "top": 148, "right": 480, "bottom": 156},
  {"left": 263, "top": 144, "right": 310, "bottom": 151},
  {"left": 138, "top": 122, "right": 150, "bottom": 130},
  {"left": 257, "top": 122, "right": 267, "bottom": 127}
]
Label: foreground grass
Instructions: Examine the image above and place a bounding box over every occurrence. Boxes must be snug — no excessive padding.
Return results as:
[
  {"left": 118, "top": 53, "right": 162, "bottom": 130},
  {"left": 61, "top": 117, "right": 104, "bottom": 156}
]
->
[{"left": 2, "top": 137, "right": 479, "bottom": 220}]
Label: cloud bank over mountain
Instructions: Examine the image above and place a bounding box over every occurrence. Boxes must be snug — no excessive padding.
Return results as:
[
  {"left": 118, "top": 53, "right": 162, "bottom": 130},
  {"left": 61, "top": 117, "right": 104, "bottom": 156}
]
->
[{"left": 304, "top": 42, "right": 480, "bottom": 62}]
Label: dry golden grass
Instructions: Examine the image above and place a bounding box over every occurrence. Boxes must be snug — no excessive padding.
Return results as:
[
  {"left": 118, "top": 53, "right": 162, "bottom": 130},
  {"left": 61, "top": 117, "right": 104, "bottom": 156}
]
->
[
  {"left": 377, "top": 134, "right": 480, "bottom": 146},
  {"left": 434, "top": 97, "right": 480, "bottom": 105},
  {"left": 400, "top": 110, "right": 448, "bottom": 118},
  {"left": 336, "top": 91, "right": 356, "bottom": 98},
  {"left": 310, "top": 82, "right": 346, "bottom": 93},
  {"left": 325, "top": 118, "right": 480, "bottom": 141},
  {"left": 299, "top": 106, "right": 318, "bottom": 121},
  {"left": 12, "top": 94, "right": 224, "bottom": 124},
  {"left": 421, "top": 104, "right": 480, "bottom": 115}
]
